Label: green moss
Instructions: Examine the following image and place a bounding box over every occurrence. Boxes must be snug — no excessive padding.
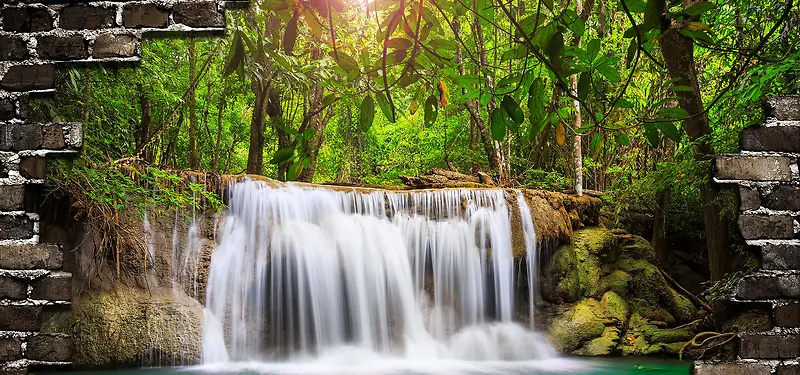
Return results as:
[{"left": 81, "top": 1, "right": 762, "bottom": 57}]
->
[
  {"left": 551, "top": 245, "right": 583, "bottom": 302},
  {"left": 648, "top": 326, "right": 694, "bottom": 344},
  {"left": 548, "top": 299, "right": 609, "bottom": 352},
  {"left": 664, "top": 288, "right": 697, "bottom": 323},
  {"left": 601, "top": 291, "right": 629, "bottom": 324},
  {"left": 571, "top": 228, "right": 617, "bottom": 298},
  {"left": 574, "top": 327, "right": 620, "bottom": 356},
  {"left": 599, "top": 270, "right": 632, "bottom": 297},
  {"left": 619, "top": 236, "right": 656, "bottom": 261}
]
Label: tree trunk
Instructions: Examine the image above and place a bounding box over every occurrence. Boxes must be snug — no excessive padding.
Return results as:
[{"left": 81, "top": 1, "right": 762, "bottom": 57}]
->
[
  {"left": 212, "top": 96, "right": 225, "bottom": 172},
  {"left": 297, "top": 43, "right": 329, "bottom": 182},
  {"left": 188, "top": 37, "right": 199, "bottom": 169},
  {"left": 659, "top": 27, "right": 730, "bottom": 283},
  {"left": 652, "top": 186, "right": 671, "bottom": 265},
  {"left": 571, "top": 0, "right": 585, "bottom": 196},
  {"left": 246, "top": 88, "right": 268, "bottom": 175}
]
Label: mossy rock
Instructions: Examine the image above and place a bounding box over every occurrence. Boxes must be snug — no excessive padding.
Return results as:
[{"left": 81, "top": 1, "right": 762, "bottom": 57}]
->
[
  {"left": 41, "top": 289, "right": 204, "bottom": 368},
  {"left": 599, "top": 270, "right": 632, "bottom": 298},
  {"left": 547, "top": 298, "right": 610, "bottom": 352},
  {"left": 601, "top": 291, "right": 629, "bottom": 324},
  {"left": 574, "top": 326, "right": 621, "bottom": 356}
]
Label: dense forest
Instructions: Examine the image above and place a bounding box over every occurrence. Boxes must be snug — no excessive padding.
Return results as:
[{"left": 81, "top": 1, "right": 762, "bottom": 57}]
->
[{"left": 32, "top": 0, "right": 798, "bottom": 299}]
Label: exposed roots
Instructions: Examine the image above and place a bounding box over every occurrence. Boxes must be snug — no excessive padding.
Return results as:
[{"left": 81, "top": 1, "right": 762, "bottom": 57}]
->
[{"left": 679, "top": 331, "right": 738, "bottom": 360}]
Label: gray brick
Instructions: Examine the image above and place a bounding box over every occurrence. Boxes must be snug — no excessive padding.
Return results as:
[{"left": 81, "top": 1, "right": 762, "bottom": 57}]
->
[
  {"left": 0, "top": 306, "right": 41, "bottom": 331},
  {"left": 0, "top": 185, "right": 25, "bottom": 211},
  {"left": 0, "top": 65, "right": 56, "bottom": 91},
  {"left": 19, "top": 156, "right": 46, "bottom": 179},
  {"left": 37, "top": 35, "right": 89, "bottom": 60},
  {"left": 173, "top": 1, "right": 224, "bottom": 27},
  {"left": 739, "top": 334, "right": 800, "bottom": 359},
  {"left": 776, "top": 364, "right": 800, "bottom": 375},
  {"left": 41, "top": 124, "right": 65, "bottom": 149},
  {"left": 25, "top": 335, "right": 70, "bottom": 361},
  {"left": 2, "top": 7, "right": 53, "bottom": 32},
  {"left": 0, "top": 98, "right": 16, "bottom": 120},
  {"left": 0, "top": 214, "right": 34, "bottom": 240},
  {"left": 30, "top": 274, "right": 71, "bottom": 301},
  {"left": 0, "top": 244, "right": 62, "bottom": 270},
  {"left": 122, "top": 3, "right": 170, "bottom": 28},
  {"left": 774, "top": 303, "right": 800, "bottom": 328},
  {"left": 739, "top": 186, "right": 761, "bottom": 211},
  {"left": 766, "top": 96, "right": 800, "bottom": 120},
  {"left": 738, "top": 215, "right": 794, "bottom": 240},
  {"left": 92, "top": 33, "right": 139, "bottom": 59},
  {"left": 742, "top": 125, "right": 800, "bottom": 153},
  {"left": 737, "top": 273, "right": 800, "bottom": 300},
  {"left": 0, "top": 35, "right": 29, "bottom": 60},
  {"left": 714, "top": 156, "right": 792, "bottom": 181},
  {"left": 763, "top": 244, "right": 800, "bottom": 270},
  {"left": 693, "top": 362, "right": 771, "bottom": 375},
  {"left": 0, "top": 337, "right": 22, "bottom": 361},
  {"left": 59, "top": 4, "right": 115, "bottom": 29},
  {"left": 764, "top": 185, "right": 800, "bottom": 211},
  {"left": 0, "top": 276, "right": 27, "bottom": 299}
]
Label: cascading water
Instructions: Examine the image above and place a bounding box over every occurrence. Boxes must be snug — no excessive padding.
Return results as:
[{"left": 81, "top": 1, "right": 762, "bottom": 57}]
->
[{"left": 202, "top": 180, "right": 562, "bottom": 369}]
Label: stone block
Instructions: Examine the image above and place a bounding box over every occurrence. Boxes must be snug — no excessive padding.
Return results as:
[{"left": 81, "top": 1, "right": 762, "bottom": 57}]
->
[
  {"left": 0, "top": 337, "right": 22, "bottom": 361},
  {"left": 737, "top": 273, "right": 800, "bottom": 300},
  {"left": 92, "top": 33, "right": 139, "bottom": 59},
  {"left": 774, "top": 303, "right": 800, "bottom": 328},
  {"left": 17, "top": 96, "right": 28, "bottom": 119},
  {"left": 764, "top": 185, "right": 800, "bottom": 211},
  {"left": 0, "top": 65, "right": 57, "bottom": 91},
  {"left": 0, "top": 276, "right": 27, "bottom": 299},
  {"left": 739, "top": 334, "right": 800, "bottom": 359},
  {"left": 0, "top": 243, "right": 62, "bottom": 269},
  {"left": 62, "top": 122, "right": 82, "bottom": 148},
  {"left": 0, "top": 35, "right": 29, "bottom": 60},
  {"left": 693, "top": 362, "right": 771, "bottom": 375},
  {"left": 0, "top": 98, "right": 16, "bottom": 120},
  {"left": 19, "top": 156, "right": 46, "bottom": 179},
  {"left": 123, "top": 3, "right": 170, "bottom": 28},
  {"left": 714, "top": 156, "right": 792, "bottom": 181},
  {"left": 762, "top": 243, "right": 800, "bottom": 270},
  {"left": 37, "top": 34, "right": 89, "bottom": 60},
  {"left": 59, "top": 4, "right": 115, "bottom": 29},
  {"left": 777, "top": 364, "right": 800, "bottom": 375},
  {"left": 25, "top": 335, "right": 70, "bottom": 361},
  {"left": 0, "top": 306, "right": 41, "bottom": 331},
  {"left": 41, "top": 124, "right": 65, "bottom": 149},
  {"left": 739, "top": 186, "right": 761, "bottom": 210},
  {"left": 2, "top": 6, "right": 53, "bottom": 32},
  {"left": 0, "top": 214, "right": 34, "bottom": 240},
  {"left": 10, "top": 123, "right": 42, "bottom": 151},
  {"left": 738, "top": 215, "right": 794, "bottom": 240},
  {"left": 173, "top": 1, "right": 225, "bottom": 27},
  {"left": 766, "top": 96, "right": 800, "bottom": 120},
  {"left": 0, "top": 185, "right": 25, "bottom": 211},
  {"left": 742, "top": 125, "right": 800, "bottom": 153},
  {"left": 30, "top": 273, "right": 71, "bottom": 301}
]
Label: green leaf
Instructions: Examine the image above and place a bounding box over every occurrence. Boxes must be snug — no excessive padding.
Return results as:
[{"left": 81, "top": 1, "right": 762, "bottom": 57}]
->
[
  {"left": 656, "top": 122, "right": 680, "bottom": 142},
  {"left": 359, "top": 95, "right": 375, "bottom": 131},
  {"left": 626, "top": 38, "right": 637, "bottom": 68},
  {"left": 222, "top": 32, "right": 245, "bottom": 78},
  {"left": 671, "top": 85, "right": 693, "bottom": 92},
  {"left": 528, "top": 78, "right": 545, "bottom": 124},
  {"left": 577, "top": 72, "right": 590, "bottom": 100},
  {"left": 269, "top": 147, "right": 295, "bottom": 165},
  {"left": 322, "top": 94, "right": 337, "bottom": 107},
  {"left": 642, "top": 0, "right": 666, "bottom": 31},
  {"left": 683, "top": 1, "right": 714, "bottom": 16},
  {"left": 541, "top": 0, "right": 554, "bottom": 10},
  {"left": 375, "top": 92, "right": 395, "bottom": 122},
  {"left": 679, "top": 29, "right": 715, "bottom": 45},
  {"left": 657, "top": 107, "right": 689, "bottom": 119},
  {"left": 615, "top": 98, "right": 635, "bottom": 108},
  {"left": 329, "top": 51, "right": 359, "bottom": 73},
  {"left": 547, "top": 31, "right": 565, "bottom": 75},
  {"left": 597, "top": 60, "right": 621, "bottom": 82},
  {"left": 490, "top": 108, "right": 507, "bottom": 141},
  {"left": 424, "top": 95, "right": 439, "bottom": 127},
  {"left": 590, "top": 134, "right": 603, "bottom": 155},
  {"left": 619, "top": 0, "right": 647, "bottom": 13},
  {"left": 643, "top": 122, "right": 659, "bottom": 147},
  {"left": 617, "top": 133, "right": 631, "bottom": 146},
  {"left": 283, "top": 12, "right": 299, "bottom": 55},
  {"left": 586, "top": 39, "right": 601, "bottom": 62},
  {"left": 501, "top": 95, "right": 525, "bottom": 125},
  {"left": 561, "top": 9, "right": 585, "bottom": 36},
  {"left": 387, "top": 38, "right": 413, "bottom": 50}
]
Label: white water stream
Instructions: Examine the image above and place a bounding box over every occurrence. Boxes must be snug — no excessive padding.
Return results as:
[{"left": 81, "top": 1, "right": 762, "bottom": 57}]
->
[{"left": 200, "top": 180, "right": 560, "bottom": 370}]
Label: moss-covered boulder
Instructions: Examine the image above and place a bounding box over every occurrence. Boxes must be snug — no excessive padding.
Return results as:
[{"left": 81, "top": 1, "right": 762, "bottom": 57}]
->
[
  {"left": 41, "top": 288, "right": 204, "bottom": 368},
  {"left": 544, "top": 227, "right": 702, "bottom": 357}
]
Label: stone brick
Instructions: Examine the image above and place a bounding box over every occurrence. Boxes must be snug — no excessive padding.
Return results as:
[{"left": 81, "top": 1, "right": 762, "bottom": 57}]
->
[
  {"left": 762, "top": 244, "right": 800, "bottom": 270},
  {"left": 30, "top": 274, "right": 71, "bottom": 301},
  {"left": 714, "top": 156, "right": 792, "bottom": 181},
  {"left": 59, "top": 4, "right": 115, "bottom": 29},
  {"left": 739, "top": 186, "right": 761, "bottom": 210},
  {"left": 25, "top": 335, "right": 70, "bottom": 361},
  {"left": 777, "top": 364, "right": 800, "bottom": 375},
  {"left": 0, "top": 35, "right": 29, "bottom": 60},
  {"left": 738, "top": 215, "right": 794, "bottom": 240},
  {"left": 766, "top": 96, "right": 800, "bottom": 120},
  {"left": 2, "top": 7, "right": 53, "bottom": 32},
  {"left": 693, "top": 362, "right": 771, "bottom": 375},
  {"left": 764, "top": 185, "right": 800, "bottom": 211},
  {"left": 0, "top": 305, "right": 41, "bottom": 331},
  {"left": 0, "top": 65, "right": 57, "bottom": 91},
  {"left": 123, "top": 3, "right": 170, "bottom": 28},
  {"left": 0, "top": 244, "right": 62, "bottom": 269},
  {"left": 37, "top": 35, "right": 89, "bottom": 60},
  {"left": 774, "top": 303, "right": 800, "bottom": 328},
  {"left": 11, "top": 123, "right": 43, "bottom": 151},
  {"left": 0, "top": 338, "right": 22, "bottom": 361},
  {"left": 737, "top": 273, "right": 800, "bottom": 300},
  {"left": 92, "top": 33, "right": 139, "bottom": 59},
  {"left": 0, "top": 276, "right": 27, "bottom": 299},
  {"left": 739, "top": 334, "right": 800, "bottom": 359},
  {"left": 17, "top": 96, "right": 28, "bottom": 119},
  {"left": 19, "top": 156, "right": 46, "bottom": 179},
  {"left": 173, "top": 1, "right": 224, "bottom": 27},
  {"left": 0, "top": 214, "right": 34, "bottom": 240},
  {"left": 742, "top": 126, "right": 800, "bottom": 153},
  {"left": 41, "top": 124, "right": 65, "bottom": 149},
  {"left": 0, "top": 185, "right": 24, "bottom": 211},
  {"left": 0, "top": 98, "right": 16, "bottom": 120}
]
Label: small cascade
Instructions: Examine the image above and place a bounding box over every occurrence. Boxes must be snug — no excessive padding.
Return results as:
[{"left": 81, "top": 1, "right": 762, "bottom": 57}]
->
[
  {"left": 202, "top": 180, "right": 555, "bottom": 364},
  {"left": 516, "top": 191, "right": 539, "bottom": 329}
]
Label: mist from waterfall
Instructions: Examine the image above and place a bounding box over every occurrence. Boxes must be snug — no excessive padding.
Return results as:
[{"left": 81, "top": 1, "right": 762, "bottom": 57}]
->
[{"left": 202, "top": 180, "right": 556, "bottom": 365}]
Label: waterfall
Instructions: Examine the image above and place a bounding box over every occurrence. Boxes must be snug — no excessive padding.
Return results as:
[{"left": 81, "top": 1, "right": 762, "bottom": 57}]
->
[{"left": 202, "top": 180, "right": 555, "bottom": 364}]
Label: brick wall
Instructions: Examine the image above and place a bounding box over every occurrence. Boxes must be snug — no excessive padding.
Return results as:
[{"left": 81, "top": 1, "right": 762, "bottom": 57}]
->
[
  {"left": 0, "top": 1, "right": 242, "bottom": 373},
  {"left": 696, "top": 96, "right": 800, "bottom": 375}
]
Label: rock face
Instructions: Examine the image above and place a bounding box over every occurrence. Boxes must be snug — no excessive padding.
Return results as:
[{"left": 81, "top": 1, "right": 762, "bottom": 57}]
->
[
  {"left": 41, "top": 289, "right": 204, "bottom": 368},
  {"left": 543, "top": 228, "right": 701, "bottom": 356}
]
